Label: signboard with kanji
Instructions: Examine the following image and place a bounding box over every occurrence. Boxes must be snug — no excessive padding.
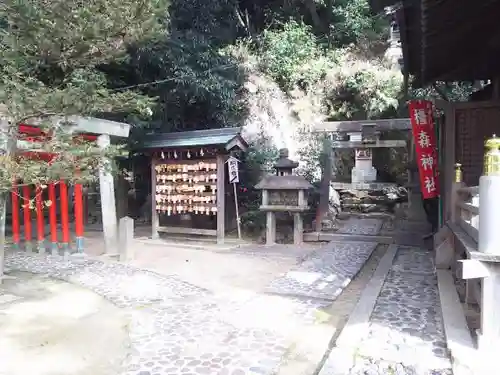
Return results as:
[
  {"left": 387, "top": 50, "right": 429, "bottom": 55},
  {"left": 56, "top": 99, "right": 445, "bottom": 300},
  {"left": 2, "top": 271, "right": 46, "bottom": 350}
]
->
[
  {"left": 409, "top": 100, "right": 440, "bottom": 199},
  {"left": 227, "top": 156, "right": 239, "bottom": 183}
]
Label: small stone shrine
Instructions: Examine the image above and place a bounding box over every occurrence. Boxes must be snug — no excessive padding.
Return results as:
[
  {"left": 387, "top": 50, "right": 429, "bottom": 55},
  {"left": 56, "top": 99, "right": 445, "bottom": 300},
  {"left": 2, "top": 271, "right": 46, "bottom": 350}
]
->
[
  {"left": 332, "top": 124, "right": 407, "bottom": 190},
  {"left": 256, "top": 149, "right": 312, "bottom": 245}
]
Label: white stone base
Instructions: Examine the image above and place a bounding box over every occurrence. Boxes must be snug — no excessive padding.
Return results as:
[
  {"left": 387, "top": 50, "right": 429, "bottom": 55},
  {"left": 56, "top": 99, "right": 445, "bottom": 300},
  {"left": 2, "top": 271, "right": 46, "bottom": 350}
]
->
[{"left": 351, "top": 167, "right": 377, "bottom": 184}]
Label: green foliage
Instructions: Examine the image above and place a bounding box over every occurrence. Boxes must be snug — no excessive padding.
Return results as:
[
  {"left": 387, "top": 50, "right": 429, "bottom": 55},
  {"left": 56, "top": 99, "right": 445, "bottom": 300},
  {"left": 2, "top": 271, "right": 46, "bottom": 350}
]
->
[
  {"left": 169, "top": 0, "right": 241, "bottom": 45},
  {"left": 126, "top": 31, "right": 246, "bottom": 131},
  {"left": 0, "top": 0, "right": 164, "bottom": 190},
  {"left": 329, "top": 0, "right": 386, "bottom": 46},
  {"left": 259, "top": 21, "right": 325, "bottom": 89},
  {"left": 238, "top": 136, "right": 279, "bottom": 236},
  {"left": 410, "top": 81, "right": 477, "bottom": 103}
]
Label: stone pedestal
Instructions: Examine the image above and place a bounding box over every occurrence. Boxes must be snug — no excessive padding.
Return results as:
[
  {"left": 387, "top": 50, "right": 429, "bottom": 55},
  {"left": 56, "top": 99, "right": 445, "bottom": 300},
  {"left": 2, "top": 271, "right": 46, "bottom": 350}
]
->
[
  {"left": 293, "top": 213, "right": 303, "bottom": 245},
  {"left": 266, "top": 212, "right": 276, "bottom": 246}
]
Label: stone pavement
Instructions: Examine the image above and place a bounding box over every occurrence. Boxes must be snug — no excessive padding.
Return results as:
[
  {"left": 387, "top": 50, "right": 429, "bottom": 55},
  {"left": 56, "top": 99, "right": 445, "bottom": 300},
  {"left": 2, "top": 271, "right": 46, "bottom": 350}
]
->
[
  {"left": 3, "top": 239, "right": 377, "bottom": 375},
  {"left": 265, "top": 241, "right": 377, "bottom": 301},
  {"left": 336, "top": 218, "right": 383, "bottom": 236},
  {"left": 319, "top": 246, "right": 453, "bottom": 375}
]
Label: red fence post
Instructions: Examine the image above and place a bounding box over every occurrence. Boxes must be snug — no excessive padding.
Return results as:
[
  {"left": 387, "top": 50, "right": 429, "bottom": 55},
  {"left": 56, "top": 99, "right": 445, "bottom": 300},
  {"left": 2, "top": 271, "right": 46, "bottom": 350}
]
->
[
  {"left": 35, "top": 185, "right": 45, "bottom": 253},
  {"left": 22, "top": 185, "right": 32, "bottom": 252},
  {"left": 48, "top": 183, "right": 58, "bottom": 255},
  {"left": 59, "top": 181, "right": 70, "bottom": 254},
  {"left": 11, "top": 183, "right": 20, "bottom": 250},
  {"left": 74, "top": 183, "right": 84, "bottom": 253}
]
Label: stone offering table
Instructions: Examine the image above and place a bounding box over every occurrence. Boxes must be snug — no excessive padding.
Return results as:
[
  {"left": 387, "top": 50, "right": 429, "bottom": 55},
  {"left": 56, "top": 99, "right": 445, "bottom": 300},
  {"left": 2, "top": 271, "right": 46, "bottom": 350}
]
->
[{"left": 256, "top": 149, "right": 312, "bottom": 245}]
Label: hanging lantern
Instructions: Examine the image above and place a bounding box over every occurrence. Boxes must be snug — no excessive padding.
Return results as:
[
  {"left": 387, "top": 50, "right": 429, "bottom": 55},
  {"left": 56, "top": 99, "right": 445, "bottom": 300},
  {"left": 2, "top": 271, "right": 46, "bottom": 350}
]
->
[
  {"left": 161, "top": 151, "right": 165, "bottom": 159},
  {"left": 200, "top": 148, "right": 204, "bottom": 156},
  {"left": 174, "top": 150, "right": 178, "bottom": 159},
  {"left": 187, "top": 150, "right": 191, "bottom": 159}
]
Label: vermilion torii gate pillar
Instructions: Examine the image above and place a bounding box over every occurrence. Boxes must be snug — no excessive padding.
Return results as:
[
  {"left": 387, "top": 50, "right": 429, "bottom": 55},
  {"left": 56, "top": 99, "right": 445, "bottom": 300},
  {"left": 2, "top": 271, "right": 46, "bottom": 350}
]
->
[
  {"left": 15, "top": 116, "right": 131, "bottom": 255},
  {"left": 311, "top": 118, "right": 415, "bottom": 232}
]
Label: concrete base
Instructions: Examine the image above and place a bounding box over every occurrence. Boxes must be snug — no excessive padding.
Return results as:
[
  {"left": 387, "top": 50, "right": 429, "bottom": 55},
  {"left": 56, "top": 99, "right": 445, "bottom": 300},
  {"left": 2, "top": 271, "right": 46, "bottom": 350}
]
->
[
  {"left": 330, "top": 182, "right": 398, "bottom": 191},
  {"left": 434, "top": 226, "right": 454, "bottom": 270},
  {"left": 437, "top": 270, "right": 476, "bottom": 375}
]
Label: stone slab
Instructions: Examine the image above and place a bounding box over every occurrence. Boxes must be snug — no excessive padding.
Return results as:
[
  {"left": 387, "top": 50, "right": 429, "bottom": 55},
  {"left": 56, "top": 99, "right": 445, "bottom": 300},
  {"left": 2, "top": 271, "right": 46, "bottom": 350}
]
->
[
  {"left": 303, "top": 232, "right": 394, "bottom": 244},
  {"left": 336, "top": 218, "right": 383, "bottom": 236},
  {"left": 265, "top": 242, "right": 378, "bottom": 301}
]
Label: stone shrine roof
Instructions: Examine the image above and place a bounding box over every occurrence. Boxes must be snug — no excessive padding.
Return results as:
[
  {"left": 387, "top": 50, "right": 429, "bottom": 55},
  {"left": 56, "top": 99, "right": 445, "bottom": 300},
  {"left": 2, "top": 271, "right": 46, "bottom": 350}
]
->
[
  {"left": 255, "top": 175, "right": 312, "bottom": 190},
  {"left": 274, "top": 149, "right": 299, "bottom": 170}
]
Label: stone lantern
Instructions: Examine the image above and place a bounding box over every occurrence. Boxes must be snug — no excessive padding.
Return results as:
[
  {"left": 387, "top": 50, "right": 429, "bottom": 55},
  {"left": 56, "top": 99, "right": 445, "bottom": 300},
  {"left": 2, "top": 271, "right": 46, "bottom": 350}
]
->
[{"left": 255, "top": 149, "right": 312, "bottom": 245}]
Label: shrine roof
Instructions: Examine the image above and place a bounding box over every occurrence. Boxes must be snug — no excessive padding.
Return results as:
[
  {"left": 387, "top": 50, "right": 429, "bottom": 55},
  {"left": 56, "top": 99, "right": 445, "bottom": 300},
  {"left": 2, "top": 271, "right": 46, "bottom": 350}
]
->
[
  {"left": 140, "top": 127, "right": 248, "bottom": 151},
  {"left": 255, "top": 175, "right": 312, "bottom": 190}
]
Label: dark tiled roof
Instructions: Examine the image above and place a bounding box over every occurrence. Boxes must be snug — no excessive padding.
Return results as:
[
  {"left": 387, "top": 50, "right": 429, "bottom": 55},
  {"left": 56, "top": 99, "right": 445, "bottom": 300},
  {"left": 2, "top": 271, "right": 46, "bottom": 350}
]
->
[{"left": 140, "top": 127, "right": 247, "bottom": 150}]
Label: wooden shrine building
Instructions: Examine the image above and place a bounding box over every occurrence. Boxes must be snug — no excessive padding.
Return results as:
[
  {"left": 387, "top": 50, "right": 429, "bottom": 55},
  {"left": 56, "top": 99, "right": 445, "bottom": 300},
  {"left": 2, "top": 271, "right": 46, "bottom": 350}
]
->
[
  {"left": 369, "top": 1, "right": 500, "bottom": 374},
  {"left": 140, "top": 127, "right": 248, "bottom": 244}
]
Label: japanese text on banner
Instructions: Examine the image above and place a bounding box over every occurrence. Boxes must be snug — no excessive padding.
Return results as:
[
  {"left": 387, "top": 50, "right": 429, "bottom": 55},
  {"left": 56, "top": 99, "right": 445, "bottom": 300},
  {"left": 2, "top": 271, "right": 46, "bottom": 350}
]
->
[
  {"left": 227, "top": 156, "right": 239, "bottom": 183},
  {"left": 409, "top": 100, "right": 439, "bottom": 199}
]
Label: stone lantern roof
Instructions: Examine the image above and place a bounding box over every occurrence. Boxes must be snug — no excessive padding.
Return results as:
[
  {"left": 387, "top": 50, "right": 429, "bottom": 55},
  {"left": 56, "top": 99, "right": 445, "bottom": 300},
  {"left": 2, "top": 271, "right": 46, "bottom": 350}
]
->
[
  {"left": 274, "top": 148, "right": 299, "bottom": 175},
  {"left": 255, "top": 148, "right": 312, "bottom": 190}
]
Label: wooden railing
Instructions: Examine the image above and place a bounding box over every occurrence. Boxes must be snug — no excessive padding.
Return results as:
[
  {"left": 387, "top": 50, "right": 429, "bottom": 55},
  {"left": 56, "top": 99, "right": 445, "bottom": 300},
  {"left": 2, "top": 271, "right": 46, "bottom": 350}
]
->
[{"left": 456, "top": 185, "right": 479, "bottom": 243}]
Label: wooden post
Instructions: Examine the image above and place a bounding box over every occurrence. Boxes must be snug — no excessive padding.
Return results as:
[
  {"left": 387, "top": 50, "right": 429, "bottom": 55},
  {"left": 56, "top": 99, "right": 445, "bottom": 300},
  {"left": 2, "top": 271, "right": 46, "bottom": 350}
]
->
[
  {"left": 315, "top": 135, "right": 332, "bottom": 232},
  {"left": 59, "top": 181, "right": 70, "bottom": 255},
  {"left": 216, "top": 154, "right": 226, "bottom": 244},
  {"left": 233, "top": 182, "right": 242, "bottom": 240},
  {"left": 151, "top": 156, "right": 159, "bottom": 240},
  {"left": 74, "top": 182, "right": 84, "bottom": 253},
  {"left": 11, "top": 184, "right": 20, "bottom": 250},
  {"left": 97, "top": 134, "right": 118, "bottom": 254},
  {"left": 48, "top": 183, "right": 58, "bottom": 255},
  {"left": 22, "top": 185, "right": 32, "bottom": 252},
  {"left": 35, "top": 185, "right": 45, "bottom": 253}
]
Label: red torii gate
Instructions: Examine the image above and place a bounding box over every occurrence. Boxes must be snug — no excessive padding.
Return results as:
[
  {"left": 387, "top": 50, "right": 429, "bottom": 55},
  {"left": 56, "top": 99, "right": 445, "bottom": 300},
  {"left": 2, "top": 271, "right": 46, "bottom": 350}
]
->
[{"left": 11, "top": 123, "right": 98, "bottom": 254}]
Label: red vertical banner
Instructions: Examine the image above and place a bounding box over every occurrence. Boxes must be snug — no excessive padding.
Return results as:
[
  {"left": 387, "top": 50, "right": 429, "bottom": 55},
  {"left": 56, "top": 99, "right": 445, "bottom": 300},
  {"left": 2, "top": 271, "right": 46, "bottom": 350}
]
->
[{"left": 409, "top": 100, "right": 440, "bottom": 199}]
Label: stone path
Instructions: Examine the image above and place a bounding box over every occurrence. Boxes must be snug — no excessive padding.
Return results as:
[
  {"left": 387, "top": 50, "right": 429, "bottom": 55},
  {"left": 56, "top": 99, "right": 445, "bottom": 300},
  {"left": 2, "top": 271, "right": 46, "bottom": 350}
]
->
[
  {"left": 319, "top": 246, "right": 452, "bottom": 375},
  {"left": 265, "top": 242, "right": 378, "bottom": 301},
  {"left": 5, "top": 241, "right": 376, "bottom": 375},
  {"left": 336, "top": 218, "right": 383, "bottom": 236}
]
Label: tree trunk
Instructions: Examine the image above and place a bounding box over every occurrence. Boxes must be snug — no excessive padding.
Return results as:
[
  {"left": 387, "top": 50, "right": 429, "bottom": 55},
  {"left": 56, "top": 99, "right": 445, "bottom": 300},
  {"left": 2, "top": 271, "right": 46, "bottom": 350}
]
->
[
  {"left": 0, "top": 117, "right": 12, "bottom": 281},
  {"left": 0, "top": 194, "right": 7, "bottom": 281}
]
